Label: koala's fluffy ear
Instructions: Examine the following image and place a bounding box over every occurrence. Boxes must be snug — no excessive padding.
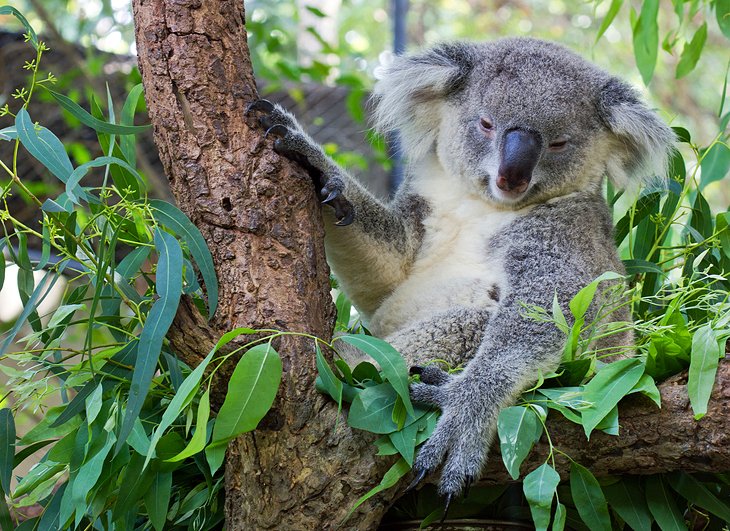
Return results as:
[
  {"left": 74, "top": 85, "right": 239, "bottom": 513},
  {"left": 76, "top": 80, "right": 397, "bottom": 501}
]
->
[
  {"left": 599, "top": 78, "right": 675, "bottom": 188},
  {"left": 372, "top": 43, "right": 477, "bottom": 161}
]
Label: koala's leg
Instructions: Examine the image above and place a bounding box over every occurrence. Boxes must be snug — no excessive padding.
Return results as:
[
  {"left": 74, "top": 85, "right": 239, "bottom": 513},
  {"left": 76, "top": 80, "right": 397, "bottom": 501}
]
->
[
  {"left": 408, "top": 300, "right": 565, "bottom": 500},
  {"left": 384, "top": 308, "right": 493, "bottom": 368},
  {"left": 248, "top": 100, "right": 423, "bottom": 315}
]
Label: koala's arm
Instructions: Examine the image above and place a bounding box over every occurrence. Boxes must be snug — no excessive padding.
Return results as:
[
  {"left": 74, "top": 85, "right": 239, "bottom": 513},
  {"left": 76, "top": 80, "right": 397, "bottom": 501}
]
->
[
  {"left": 409, "top": 210, "right": 613, "bottom": 498},
  {"left": 248, "top": 100, "right": 423, "bottom": 316}
]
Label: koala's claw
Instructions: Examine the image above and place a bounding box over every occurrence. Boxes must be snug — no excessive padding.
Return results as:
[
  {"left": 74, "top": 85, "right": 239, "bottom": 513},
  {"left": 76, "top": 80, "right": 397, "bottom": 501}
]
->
[
  {"left": 264, "top": 124, "right": 289, "bottom": 138},
  {"left": 246, "top": 98, "right": 274, "bottom": 115},
  {"left": 321, "top": 189, "right": 340, "bottom": 204},
  {"left": 441, "top": 493, "right": 453, "bottom": 523},
  {"left": 404, "top": 466, "right": 430, "bottom": 493}
]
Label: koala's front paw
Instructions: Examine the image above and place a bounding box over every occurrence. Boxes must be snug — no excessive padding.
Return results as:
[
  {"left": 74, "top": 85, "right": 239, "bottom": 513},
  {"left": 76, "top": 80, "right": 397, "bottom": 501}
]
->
[
  {"left": 408, "top": 372, "right": 490, "bottom": 510},
  {"left": 247, "top": 99, "right": 354, "bottom": 226}
]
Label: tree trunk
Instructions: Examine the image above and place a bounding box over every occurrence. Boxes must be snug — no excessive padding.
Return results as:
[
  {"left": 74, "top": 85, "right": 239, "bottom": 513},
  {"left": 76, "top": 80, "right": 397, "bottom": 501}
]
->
[
  {"left": 131, "top": 1, "right": 397, "bottom": 529},
  {"left": 131, "top": 2, "right": 730, "bottom": 529}
]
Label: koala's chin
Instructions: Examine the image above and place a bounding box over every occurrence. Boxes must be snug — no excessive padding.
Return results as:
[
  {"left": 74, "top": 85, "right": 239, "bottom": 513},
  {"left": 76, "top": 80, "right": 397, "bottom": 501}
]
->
[{"left": 485, "top": 178, "right": 533, "bottom": 209}]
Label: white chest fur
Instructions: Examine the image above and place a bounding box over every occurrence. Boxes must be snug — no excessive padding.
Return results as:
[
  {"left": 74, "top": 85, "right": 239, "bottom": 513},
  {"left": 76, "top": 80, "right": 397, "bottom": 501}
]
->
[{"left": 368, "top": 160, "right": 529, "bottom": 337}]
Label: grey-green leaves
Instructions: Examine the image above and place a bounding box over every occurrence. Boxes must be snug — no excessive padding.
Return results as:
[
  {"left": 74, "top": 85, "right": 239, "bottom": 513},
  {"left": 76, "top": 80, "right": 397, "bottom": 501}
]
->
[{"left": 523, "top": 463, "right": 560, "bottom": 531}]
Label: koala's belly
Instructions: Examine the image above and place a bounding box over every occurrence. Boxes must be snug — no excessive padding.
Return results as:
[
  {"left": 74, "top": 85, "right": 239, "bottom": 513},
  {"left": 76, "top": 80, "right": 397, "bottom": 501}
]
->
[{"left": 367, "top": 226, "right": 507, "bottom": 337}]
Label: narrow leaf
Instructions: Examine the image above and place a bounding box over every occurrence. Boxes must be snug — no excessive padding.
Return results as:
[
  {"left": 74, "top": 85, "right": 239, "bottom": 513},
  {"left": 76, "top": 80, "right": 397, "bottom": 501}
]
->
[
  {"left": 65, "top": 156, "right": 143, "bottom": 204},
  {"left": 633, "top": 0, "right": 660, "bottom": 85},
  {"left": 15, "top": 109, "right": 74, "bottom": 182},
  {"left": 595, "top": 0, "right": 623, "bottom": 43},
  {"left": 120, "top": 84, "right": 146, "bottom": 165},
  {"left": 149, "top": 199, "right": 218, "bottom": 317},
  {"left": 144, "top": 471, "right": 172, "bottom": 531},
  {"left": 582, "top": 358, "right": 644, "bottom": 437},
  {"left": 676, "top": 23, "right": 707, "bottom": 78},
  {"left": 47, "top": 89, "right": 150, "bottom": 135},
  {"left": 167, "top": 389, "right": 210, "bottom": 462},
  {"left": 343, "top": 458, "right": 410, "bottom": 523},
  {"left": 570, "top": 462, "right": 611, "bottom": 531},
  {"left": 118, "top": 229, "right": 183, "bottom": 452},
  {"left": 0, "top": 410, "right": 15, "bottom": 493},
  {"left": 668, "top": 471, "right": 730, "bottom": 523},
  {"left": 603, "top": 478, "right": 652, "bottom": 531},
  {"left": 645, "top": 475, "right": 687, "bottom": 530},
  {"left": 688, "top": 324, "right": 721, "bottom": 419},
  {"left": 210, "top": 343, "right": 283, "bottom": 446}
]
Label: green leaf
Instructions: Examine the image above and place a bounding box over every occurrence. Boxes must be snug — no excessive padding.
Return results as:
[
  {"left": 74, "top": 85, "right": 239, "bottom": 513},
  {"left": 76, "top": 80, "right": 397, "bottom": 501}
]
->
[
  {"left": 150, "top": 200, "right": 218, "bottom": 317},
  {"left": 338, "top": 334, "right": 414, "bottom": 417},
  {"left": 623, "top": 259, "right": 664, "bottom": 276},
  {"left": 315, "top": 344, "right": 343, "bottom": 410},
  {"left": 388, "top": 422, "right": 419, "bottom": 466},
  {"left": 118, "top": 229, "right": 183, "bottom": 452},
  {"left": 0, "top": 6, "right": 38, "bottom": 48},
  {"left": 0, "top": 126, "right": 17, "bottom": 141},
  {"left": 0, "top": 239, "right": 5, "bottom": 292},
  {"left": 144, "top": 471, "right": 172, "bottom": 531},
  {"left": 553, "top": 502, "right": 567, "bottom": 531},
  {"left": 603, "top": 477, "right": 652, "bottom": 531},
  {"left": 71, "top": 432, "right": 115, "bottom": 504},
  {"left": 595, "top": 0, "right": 623, "bottom": 43},
  {"left": 688, "top": 324, "right": 721, "bottom": 419},
  {"left": 347, "top": 384, "right": 399, "bottom": 434},
  {"left": 570, "top": 462, "right": 611, "bottom": 531},
  {"left": 628, "top": 374, "right": 661, "bottom": 407},
  {"left": 633, "top": 0, "right": 659, "bottom": 85},
  {"left": 335, "top": 291, "right": 352, "bottom": 331},
  {"left": 47, "top": 89, "right": 151, "bottom": 135},
  {"left": 167, "top": 389, "right": 210, "bottom": 462},
  {"left": 210, "top": 343, "right": 283, "bottom": 446},
  {"left": 717, "top": 0, "right": 730, "bottom": 39},
  {"left": 36, "top": 483, "right": 66, "bottom": 531},
  {"left": 66, "top": 156, "right": 143, "bottom": 204},
  {"left": 700, "top": 142, "right": 730, "bottom": 189},
  {"left": 523, "top": 462, "right": 560, "bottom": 531},
  {"left": 205, "top": 444, "right": 226, "bottom": 477},
  {"left": 497, "top": 406, "right": 542, "bottom": 480},
  {"left": 717, "top": 212, "right": 730, "bottom": 260},
  {"left": 120, "top": 84, "right": 146, "bottom": 166},
  {"left": 569, "top": 272, "right": 624, "bottom": 320},
  {"left": 343, "top": 458, "right": 410, "bottom": 523},
  {"left": 15, "top": 108, "right": 74, "bottom": 182},
  {"left": 581, "top": 358, "right": 644, "bottom": 437},
  {"left": 676, "top": 23, "right": 707, "bottom": 78},
  {"left": 645, "top": 475, "right": 687, "bottom": 530},
  {"left": 668, "top": 471, "right": 730, "bottom": 523},
  {"left": 0, "top": 410, "right": 15, "bottom": 493}
]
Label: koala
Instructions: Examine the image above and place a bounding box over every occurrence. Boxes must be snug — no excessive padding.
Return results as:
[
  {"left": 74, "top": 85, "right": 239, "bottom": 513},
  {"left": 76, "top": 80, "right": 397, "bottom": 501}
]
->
[{"left": 248, "top": 37, "right": 674, "bottom": 505}]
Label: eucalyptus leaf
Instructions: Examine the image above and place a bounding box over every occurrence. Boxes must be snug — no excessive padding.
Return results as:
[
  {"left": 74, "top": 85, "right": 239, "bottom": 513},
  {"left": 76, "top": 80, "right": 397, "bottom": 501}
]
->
[
  {"left": 47, "top": 89, "right": 151, "bottom": 135},
  {"left": 338, "top": 334, "right": 414, "bottom": 417},
  {"left": 118, "top": 229, "right": 183, "bottom": 452},
  {"left": 645, "top": 475, "right": 687, "bottom": 531},
  {"left": 581, "top": 358, "right": 644, "bottom": 437},
  {"left": 497, "top": 406, "right": 542, "bottom": 480},
  {"left": 603, "top": 478, "right": 652, "bottom": 531},
  {"left": 210, "top": 343, "right": 282, "bottom": 447},
  {"left": 570, "top": 462, "right": 611, "bottom": 531},
  {"left": 0, "top": 410, "right": 15, "bottom": 494},
  {"left": 523, "top": 462, "right": 560, "bottom": 531},
  {"left": 688, "top": 324, "right": 721, "bottom": 419}
]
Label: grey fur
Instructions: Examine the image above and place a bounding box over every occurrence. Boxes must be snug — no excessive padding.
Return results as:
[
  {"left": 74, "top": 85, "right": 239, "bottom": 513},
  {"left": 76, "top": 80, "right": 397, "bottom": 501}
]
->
[{"left": 249, "top": 37, "right": 674, "bottom": 498}]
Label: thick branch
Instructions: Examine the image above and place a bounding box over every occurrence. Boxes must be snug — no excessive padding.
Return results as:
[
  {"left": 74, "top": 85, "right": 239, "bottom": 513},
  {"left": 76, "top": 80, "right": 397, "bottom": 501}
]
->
[{"left": 479, "top": 359, "right": 730, "bottom": 484}]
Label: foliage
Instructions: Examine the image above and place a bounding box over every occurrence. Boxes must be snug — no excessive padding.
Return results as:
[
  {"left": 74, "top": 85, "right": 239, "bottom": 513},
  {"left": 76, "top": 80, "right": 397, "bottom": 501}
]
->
[
  {"left": 0, "top": 12, "right": 285, "bottom": 528},
  {"left": 0, "top": 1, "right": 728, "bottom": 530}
]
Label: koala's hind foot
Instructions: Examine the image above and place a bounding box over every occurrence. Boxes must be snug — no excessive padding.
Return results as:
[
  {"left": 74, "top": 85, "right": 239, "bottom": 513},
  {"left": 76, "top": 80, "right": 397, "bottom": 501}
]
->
[
  {"left": 408, "top": 369, "right": 492, "bottom": 505},
  {"left": 247, "top": 99, "right": 354, "bottom": 225}
]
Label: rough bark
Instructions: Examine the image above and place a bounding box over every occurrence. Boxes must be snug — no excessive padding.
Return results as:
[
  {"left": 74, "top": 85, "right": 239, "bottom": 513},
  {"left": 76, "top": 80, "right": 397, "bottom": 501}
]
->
[
  {"left": 131, "top": 1, "right": 730, "bottom": 529},
  {"left": 131, "top": 1, "right": 395, "bottom": 529},
  {"left": 479, "top": 359, "right": 730, "bottom": 484}
]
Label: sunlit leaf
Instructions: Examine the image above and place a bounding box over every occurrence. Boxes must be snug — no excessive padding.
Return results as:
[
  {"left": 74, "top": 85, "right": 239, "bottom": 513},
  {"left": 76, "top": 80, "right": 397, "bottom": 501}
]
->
[
  {"left": 688, "top": 324, "right": 722, "bottom": 419},
  {"left": 523, "top": 462, "right": 560, "bottom": 531}
]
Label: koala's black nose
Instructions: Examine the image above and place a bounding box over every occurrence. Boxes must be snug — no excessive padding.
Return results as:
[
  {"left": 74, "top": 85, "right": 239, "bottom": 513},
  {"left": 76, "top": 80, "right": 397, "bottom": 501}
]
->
[{"left": 496, "top": 128, "right": 542, "bottom": 194}]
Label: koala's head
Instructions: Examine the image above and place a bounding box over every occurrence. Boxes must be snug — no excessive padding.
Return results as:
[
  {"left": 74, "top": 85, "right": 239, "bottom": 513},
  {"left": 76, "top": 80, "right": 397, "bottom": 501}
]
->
[{"left": 372, "top": 38, "right": 675, "bottom": 207}]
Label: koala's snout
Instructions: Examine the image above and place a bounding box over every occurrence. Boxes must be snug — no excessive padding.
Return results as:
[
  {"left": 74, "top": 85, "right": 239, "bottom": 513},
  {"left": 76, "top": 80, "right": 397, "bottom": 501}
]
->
[{"left": 496, "top": 129, "right": 542, "bottom": 194}]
